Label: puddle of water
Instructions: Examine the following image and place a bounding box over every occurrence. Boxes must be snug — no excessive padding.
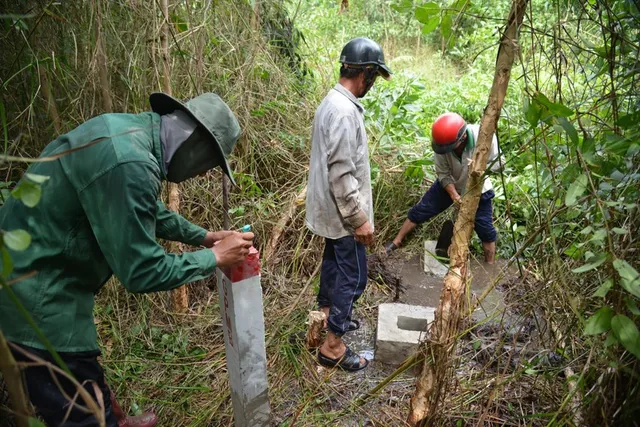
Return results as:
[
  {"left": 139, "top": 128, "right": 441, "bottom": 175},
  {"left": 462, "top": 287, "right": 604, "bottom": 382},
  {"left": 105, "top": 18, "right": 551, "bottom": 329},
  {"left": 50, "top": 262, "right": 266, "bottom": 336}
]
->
[
  {"left": 344, "top": 316, "right": 376, "bottom": 361},
  {"left": 360, "top": 350, "right": 375, "bottom": 361}
]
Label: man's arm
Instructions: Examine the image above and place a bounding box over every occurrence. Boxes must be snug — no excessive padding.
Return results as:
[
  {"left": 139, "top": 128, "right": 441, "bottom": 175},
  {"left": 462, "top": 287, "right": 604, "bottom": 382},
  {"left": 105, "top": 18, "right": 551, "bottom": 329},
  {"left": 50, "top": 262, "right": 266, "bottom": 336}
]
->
[
  {"left": 155, "top": 201, "right": 208, "bottom": 246},
  {"left": 326, "top": 114, "right": 368, "bottom": 229},
  {"left": 434, "top": 154, "right": 460, "bottom": 202},
  {"left": 79, "top": 162, "right": 217, "bottom": 293}
]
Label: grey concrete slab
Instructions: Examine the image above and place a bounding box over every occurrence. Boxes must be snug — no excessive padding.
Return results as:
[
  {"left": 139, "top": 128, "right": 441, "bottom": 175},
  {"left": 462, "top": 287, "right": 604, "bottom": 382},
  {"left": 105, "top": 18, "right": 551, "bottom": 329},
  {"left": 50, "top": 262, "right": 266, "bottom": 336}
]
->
[{"left": 375, "top": 303, "right": 436, "bottom": 365}]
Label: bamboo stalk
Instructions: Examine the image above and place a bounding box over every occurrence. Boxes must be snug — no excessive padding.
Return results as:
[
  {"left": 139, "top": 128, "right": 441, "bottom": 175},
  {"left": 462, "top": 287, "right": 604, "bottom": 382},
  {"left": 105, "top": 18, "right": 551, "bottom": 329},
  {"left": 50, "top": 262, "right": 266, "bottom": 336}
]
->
[
  {"left": 159, "top": 0, "right": 188, "bottom": 313},
  {"left": 407, "top": 1, "right": 528, "bottom": 424}
]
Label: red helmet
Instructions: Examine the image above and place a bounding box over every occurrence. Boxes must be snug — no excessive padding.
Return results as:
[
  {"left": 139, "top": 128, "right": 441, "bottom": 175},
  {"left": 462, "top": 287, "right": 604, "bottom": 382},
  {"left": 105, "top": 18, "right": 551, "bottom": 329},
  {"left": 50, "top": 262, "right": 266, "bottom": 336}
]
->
[{"left": 431, "top": 112, "right": 467, "bottom": 154}]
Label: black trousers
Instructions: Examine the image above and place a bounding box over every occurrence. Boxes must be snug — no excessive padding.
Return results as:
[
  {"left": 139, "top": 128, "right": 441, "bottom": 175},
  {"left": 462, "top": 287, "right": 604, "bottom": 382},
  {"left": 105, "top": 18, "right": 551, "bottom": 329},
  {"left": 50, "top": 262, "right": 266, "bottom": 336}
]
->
[{"left": 10, "top": 343, "right": 117, "bottom": 427}]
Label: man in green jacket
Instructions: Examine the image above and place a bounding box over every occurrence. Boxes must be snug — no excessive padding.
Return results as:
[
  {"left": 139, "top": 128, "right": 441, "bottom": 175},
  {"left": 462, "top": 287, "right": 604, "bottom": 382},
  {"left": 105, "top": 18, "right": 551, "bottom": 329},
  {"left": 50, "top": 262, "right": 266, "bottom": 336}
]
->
[{"left": 0, "top": 92, "right": 253, "bottom": 427}]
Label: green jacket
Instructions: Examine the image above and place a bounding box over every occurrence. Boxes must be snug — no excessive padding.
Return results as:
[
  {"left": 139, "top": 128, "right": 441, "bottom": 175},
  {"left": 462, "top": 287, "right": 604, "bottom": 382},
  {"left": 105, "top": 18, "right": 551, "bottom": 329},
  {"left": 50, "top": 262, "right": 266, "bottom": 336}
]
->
[{"left": 0, "top": 112, "right": 217, "bottom": 352}]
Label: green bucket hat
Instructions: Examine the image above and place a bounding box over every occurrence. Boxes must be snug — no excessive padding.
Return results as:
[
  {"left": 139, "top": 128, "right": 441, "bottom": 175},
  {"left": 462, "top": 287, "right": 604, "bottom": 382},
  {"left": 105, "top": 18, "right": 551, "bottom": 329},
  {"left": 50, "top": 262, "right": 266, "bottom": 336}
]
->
[{"left": 149, "top": 92, "right": 241, "bottom": 185}]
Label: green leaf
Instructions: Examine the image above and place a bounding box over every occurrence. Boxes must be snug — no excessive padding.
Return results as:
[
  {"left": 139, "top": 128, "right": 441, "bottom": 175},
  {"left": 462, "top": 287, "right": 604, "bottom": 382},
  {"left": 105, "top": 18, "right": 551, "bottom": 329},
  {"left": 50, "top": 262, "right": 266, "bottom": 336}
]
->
[
  {"left": 451, "top": 0, "right": 471, "bottom": 12},
  {"left": 533, "top": 92, "right": 574, "bottom": 117},
  {"left": 612, "top": 227, "right": 626, "bottom": 235},
  {"left": 524, "top": 97, "right": 541, "bottom": 128},
  {"left": 584, "top": 306, "right": 613, "bottom": 335},
  {"left": 604, "top": 332, "right": 618, "bottom": 347},
  {"left": 611, "top": 315, "right": 640, "bottom": 359},
  {"left": 28, "top": 418, "right": 46, "bottom": 427},
  {"left": 24, "top": 173, "right": 50, "bottom": 184},
  {"left": 580, "top": 226, "right": 593, "bottom": 235},
  {"left": 557, "top": 117, "right": 579, "bottom": 145},
  {"left": 613, "top": 259, "right": 640, "bottom": 299},
  {"left": 565, "top": 174, "right": 588, "bottom": 206},
  {"left": 170, "top": 13, "right": 188, "bottom": 33},
  {"left": 3, "top": 229, "right": 31, "bottom": 251},
  {"left": 440, "top": 13, "right": 453, "bottom": 41},
  {"left": 616, "top": 111, "right": 640, "bottom": 129},
  {"left": 421, "top": 15, "right": 440, "bottom": 34},
  {"left": 593, "top": 278, "right": 613, "bottom": 298},
  {"left": 591, "top": 228, "right": 607, "bottom": 243},
  {"left": 572, "top": 252, "right": 607, "bottom": 273},
  {"left": 604, "top": 135, "right": 632, "bottom": 157},
  {"left": 391, "top": 0, "right": 414, "bottom": 13},
  {"left": 11, "top": 180, "right": 42, "bottom": 208},
  {"left": 626, "top": 297, "right": 640, "bottom": 316},
  {"left": 415, "top": 2, "right": 439, "bottom": 24},
  {"left": 1, "top": 246, "right": 13, "bottom": 278}
]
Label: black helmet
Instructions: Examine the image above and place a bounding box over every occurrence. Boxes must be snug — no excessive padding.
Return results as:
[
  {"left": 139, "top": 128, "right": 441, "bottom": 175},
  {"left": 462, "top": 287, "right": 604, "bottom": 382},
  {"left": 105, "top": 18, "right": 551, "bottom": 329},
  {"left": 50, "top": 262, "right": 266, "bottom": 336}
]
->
[{"left": 340, "top": 37, "right": 392, "bottom": 80}]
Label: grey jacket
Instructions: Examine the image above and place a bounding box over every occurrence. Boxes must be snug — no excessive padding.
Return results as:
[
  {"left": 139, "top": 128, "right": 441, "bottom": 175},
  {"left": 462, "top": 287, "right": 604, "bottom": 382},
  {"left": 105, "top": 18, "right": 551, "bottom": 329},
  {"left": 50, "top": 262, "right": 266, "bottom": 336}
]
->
[
  {"left": 435, "top": 124, "right": 504, "bottom": 194},
  {"left": 306, "top": 84, "right": 373, "bottom": 239}
]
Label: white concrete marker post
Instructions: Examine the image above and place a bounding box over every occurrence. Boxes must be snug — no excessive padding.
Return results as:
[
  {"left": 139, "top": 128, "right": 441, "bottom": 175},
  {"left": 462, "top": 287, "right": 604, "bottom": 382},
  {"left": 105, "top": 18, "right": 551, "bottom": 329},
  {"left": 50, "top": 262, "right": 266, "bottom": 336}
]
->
[
  {"left": 423, "top": 240, "right": 448, "bottom": 277},
  {"left": 217, "top": 246, "right": 271, "bottom": 426}
]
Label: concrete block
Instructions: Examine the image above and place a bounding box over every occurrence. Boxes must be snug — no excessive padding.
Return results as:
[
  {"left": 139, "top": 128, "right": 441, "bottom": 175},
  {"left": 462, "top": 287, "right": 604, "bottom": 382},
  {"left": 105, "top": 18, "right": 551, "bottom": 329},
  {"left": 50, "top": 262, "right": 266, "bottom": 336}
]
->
[
  {"left": 424, "top": 240, "right": 449, "bottom": 277},
  {"left": 217, "top": 247, "right": 270, "bottom": 426},
  {"left": 375, "top": 303, "right": 436, "bottom": 365}
]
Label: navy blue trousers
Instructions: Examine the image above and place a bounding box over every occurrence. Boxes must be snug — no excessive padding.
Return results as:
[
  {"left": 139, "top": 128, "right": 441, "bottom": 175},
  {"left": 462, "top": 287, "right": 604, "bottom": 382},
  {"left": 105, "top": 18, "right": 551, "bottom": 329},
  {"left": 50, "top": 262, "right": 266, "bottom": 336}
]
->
[
  {"left": 317, "top": 236, "right": 368, "bottom": 337},
  {"left": 10, "top": 343, "right": 117, "bottom": 427},
  {"left": 408, "top": 180, "right": 497, "bottom": 243}
]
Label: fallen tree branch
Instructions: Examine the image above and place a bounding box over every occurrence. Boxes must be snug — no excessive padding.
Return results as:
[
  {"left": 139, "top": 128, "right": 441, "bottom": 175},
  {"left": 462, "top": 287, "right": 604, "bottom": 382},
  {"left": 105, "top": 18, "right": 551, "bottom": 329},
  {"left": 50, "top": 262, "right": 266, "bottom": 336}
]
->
[{"left": 264, "top": 185, "right": 307, "bottom": 264}]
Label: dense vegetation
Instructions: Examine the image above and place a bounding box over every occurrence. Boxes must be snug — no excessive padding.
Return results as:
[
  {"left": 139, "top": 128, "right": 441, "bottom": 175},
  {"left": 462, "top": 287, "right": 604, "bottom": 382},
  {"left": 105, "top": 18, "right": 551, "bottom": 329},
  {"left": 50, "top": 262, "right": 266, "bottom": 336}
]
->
[{"left": 1, "top": 0, "right": 638, "bottom": 425}]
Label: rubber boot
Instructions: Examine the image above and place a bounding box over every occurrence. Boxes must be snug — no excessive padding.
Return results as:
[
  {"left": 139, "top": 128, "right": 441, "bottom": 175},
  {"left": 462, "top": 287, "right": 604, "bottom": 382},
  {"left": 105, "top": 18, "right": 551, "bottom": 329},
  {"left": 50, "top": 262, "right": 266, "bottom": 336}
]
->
[{"left": 110, "top": 391, "right": 158, "bottom": 427}]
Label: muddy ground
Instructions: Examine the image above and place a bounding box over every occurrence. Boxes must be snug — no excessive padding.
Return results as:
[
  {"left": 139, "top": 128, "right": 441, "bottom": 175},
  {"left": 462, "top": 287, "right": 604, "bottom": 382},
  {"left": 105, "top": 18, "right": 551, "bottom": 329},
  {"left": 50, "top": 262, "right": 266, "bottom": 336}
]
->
[{"left": 278, "top": 248, "right": 537, "bottom": 426}]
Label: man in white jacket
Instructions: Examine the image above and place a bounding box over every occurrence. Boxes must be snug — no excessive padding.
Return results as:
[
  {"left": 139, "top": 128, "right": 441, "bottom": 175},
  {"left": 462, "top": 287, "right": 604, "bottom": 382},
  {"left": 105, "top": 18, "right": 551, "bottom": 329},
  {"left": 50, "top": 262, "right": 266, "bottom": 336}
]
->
[
  {"left": 306, "top": 37, "right": 391, "bottom": 371},
  {"left": 385, "top": 112, "right": 503, "bottom": 263}
]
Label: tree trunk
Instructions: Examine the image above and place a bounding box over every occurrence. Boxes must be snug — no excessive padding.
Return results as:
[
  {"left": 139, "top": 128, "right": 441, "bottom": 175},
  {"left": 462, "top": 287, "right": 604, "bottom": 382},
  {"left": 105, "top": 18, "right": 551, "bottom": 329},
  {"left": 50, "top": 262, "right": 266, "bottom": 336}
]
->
[
  {"left": 407, "top": 1, "right": 528, "bottom": 425},
  {"left": 306, "top": 311, "right": 325, "bottom": 349},
  {"left": 160, "top": 0, "right": 188, "bottom": 313},
  {"left": 95, "top": 1, "right": 113, "bottom": 112},
  {"left": 0, "top": 331, "right": 32, "bottom": 427}
]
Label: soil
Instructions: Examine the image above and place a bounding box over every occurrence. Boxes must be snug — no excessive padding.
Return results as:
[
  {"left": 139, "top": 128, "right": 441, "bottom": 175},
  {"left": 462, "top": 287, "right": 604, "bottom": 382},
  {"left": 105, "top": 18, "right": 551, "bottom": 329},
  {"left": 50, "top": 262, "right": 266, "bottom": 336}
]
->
[{"left": 277, "top": 248, "right": 527, "bottom": 426}]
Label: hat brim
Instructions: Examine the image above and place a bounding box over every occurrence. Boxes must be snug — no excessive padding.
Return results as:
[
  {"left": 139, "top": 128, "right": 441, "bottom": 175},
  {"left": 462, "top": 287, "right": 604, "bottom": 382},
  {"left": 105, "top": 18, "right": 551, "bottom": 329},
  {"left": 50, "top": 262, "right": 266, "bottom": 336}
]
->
[
  {"left": 378, "top": 64, "right": 392, "bottom": 81},
  {"left": 149, "top": 92, "right": 236, "bottom": 186}
]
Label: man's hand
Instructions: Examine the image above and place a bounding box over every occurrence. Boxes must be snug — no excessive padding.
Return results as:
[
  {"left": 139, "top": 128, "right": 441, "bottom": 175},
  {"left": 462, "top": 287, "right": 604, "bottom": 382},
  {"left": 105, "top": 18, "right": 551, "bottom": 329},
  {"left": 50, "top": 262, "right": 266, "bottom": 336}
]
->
[
  {"left": 444, "top": 184, "right": 462, "bottom": 208},
  {"left": 354, "top": 221, "right": 374, "bottom": 246},
  {"left": 211, "top": 232, "right": 254, "bottom": 268},
  {"left": 202, "top": 230, "right": 237, "bottom": 248},
  {"left": 452, "top": 193, "right": 462, "bottom": 208}
]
